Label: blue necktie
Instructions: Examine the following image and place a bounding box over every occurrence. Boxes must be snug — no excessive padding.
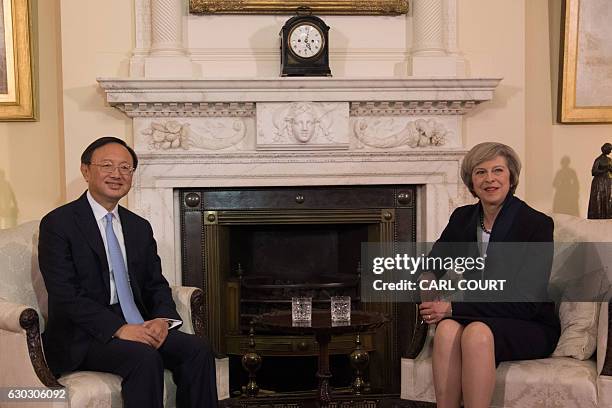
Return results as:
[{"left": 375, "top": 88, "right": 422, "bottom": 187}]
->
[{"left": 104, "top": 213, "right": 144, "bottom": 324}]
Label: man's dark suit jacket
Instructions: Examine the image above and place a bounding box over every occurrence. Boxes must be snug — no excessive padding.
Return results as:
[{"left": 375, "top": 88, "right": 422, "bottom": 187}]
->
[{"left": 39, "top": 192, "right": 181, "bottom": 375}]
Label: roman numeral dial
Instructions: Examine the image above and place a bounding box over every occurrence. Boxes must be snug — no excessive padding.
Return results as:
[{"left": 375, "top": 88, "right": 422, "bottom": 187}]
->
[{"left": 289, "top": 24, "right": 324, "bottom": 59}]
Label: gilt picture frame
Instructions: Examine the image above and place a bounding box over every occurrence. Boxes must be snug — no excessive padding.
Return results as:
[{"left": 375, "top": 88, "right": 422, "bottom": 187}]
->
[
  {"left": 560, "top": 0, "right": 612, "bottom": 123},
  {"left": 190, "top": 0, "right": 409, "bottom": 15},
  {"left": 0, "top": 0, "right": 35, "bottom": 121}
]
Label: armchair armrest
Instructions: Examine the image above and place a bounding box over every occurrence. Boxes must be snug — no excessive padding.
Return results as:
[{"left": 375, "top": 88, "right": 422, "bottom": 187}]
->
[
  {"left": 170, "top": 286, "right": 205, "bottom": 338},
  {"left": 0, "top": 298, "right": 30, "bottom": 333},
  {"left": 0, "top": 298, "right": 62, "bottom": 389},
  {"left": 170, "top": 287, "right": 227, "bottom": 364},
  {"left": 601, "top": 302, "right": 612, "bottom": 376},
  {"left": 400, "top": 303, "right": 429, "bottom": 359},
  {"left": 595, "top": 303, "right": 612, "bottom": 407}
]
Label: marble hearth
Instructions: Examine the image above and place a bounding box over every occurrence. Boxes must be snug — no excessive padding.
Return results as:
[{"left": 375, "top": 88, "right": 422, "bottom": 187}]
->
[{"left": 98, "top": 77, "right": 500, "bottom": 287}]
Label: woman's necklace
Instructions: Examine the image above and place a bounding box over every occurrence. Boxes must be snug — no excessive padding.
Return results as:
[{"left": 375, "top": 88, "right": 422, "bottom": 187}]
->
[{"left": 479, "top": 211, "right": 492, "bottom": 234}]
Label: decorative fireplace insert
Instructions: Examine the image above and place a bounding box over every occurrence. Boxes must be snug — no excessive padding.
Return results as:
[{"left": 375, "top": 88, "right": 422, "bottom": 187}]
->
[{"left": 179, "top": 185, "right": 418, "bottom": 394}]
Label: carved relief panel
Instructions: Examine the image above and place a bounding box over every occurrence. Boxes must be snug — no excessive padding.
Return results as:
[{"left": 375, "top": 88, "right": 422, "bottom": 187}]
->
[
  {"left": 134, "top": 117, "right": 254, "bottom": 152},
  {"left": 350, "top": 115, "right": 460, "bottom": 150},
  {"left": 256, "top": 102, "right": 350, "bottom": 150}
]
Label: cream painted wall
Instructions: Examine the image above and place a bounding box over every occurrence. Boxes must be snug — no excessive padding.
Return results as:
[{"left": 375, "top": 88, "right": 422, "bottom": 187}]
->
[
  {"left": 525, "top": 0, "right": 612, "bottom": 217},
  {"left": 188, "top": 14, "right": 409, "bottom": 77},
  {"left": 459, "top": 0, "right": 527, "bottom": 197},
  {"left": 0, "top": 130, "right": 8, "bottom": 176},
  {"left": 0, "top": 0, "right": 63, "bottom": 225},
  {"left": 525, "top": 0, "right": 555, "bottom": 214},
  {"left": 58, "top": 0, "right": 133, "bottom": 202},
  {"left": 458, "top": 0, "right": 611, "bottom": 218}
]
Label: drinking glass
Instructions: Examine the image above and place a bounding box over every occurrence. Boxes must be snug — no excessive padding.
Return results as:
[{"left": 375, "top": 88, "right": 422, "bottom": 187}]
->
[
  {"left": 331, "top": 296, "right": 351, "bottom": 323},
  {"left": 291, "top": 297, "right": 312, "bottom": 324}
]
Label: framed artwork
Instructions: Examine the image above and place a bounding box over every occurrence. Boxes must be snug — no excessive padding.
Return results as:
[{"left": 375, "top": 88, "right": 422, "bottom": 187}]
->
[
  {"left": 0, "top": 0, "right": 35, "bottom": 121},
  {"left": 189, "top": 0, "right": 409, "bottom": 15},
  {"left": 560, "top": 0, "right": 612, "bottom": 123}
]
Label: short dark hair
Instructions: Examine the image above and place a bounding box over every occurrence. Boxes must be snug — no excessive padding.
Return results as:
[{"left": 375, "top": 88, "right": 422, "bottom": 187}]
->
[
  {"left": 461, "top": 142, "right": 521, "bottom": 197},
  {"left": 80, "top": 137, "right": 138, "bottom": 169}
]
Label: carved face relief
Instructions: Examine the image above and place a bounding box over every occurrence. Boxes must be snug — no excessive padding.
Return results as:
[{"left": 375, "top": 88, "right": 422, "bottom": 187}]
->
[
  {"left": 258, "top": 102, "right": 348, "bottom": 149},
  {"left": 283, "top": 103, "right": 321, "bottom": 144},
  {"left": 291, "top": 111, "right": 317, "bottom": 143}
]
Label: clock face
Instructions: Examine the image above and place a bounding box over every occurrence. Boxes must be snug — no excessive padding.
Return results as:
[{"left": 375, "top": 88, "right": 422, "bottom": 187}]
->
[{"left": 288, "top": 23, "right": 324, "bottom": 59}]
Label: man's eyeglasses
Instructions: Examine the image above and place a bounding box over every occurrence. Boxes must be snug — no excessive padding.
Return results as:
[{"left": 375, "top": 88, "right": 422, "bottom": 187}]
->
[{"left": 89, "top": 162, "right": 135, "bottom": 175}]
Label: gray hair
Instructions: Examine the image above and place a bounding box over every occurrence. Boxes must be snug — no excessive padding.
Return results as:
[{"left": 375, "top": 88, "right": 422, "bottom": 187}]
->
[{"left": 461, "top": 142, "right": 521, "bottom": 197}]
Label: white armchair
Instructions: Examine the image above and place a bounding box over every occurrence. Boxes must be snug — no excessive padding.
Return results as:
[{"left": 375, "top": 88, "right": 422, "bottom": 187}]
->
[
  {"left": 0, "top": 221, "right": 229, "bottom": 408},
  {"left": 400, "top": 214, "right": 612, "bottom": 408}
]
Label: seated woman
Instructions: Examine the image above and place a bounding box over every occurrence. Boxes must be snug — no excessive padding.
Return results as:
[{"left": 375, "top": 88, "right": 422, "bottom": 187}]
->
[{"left": 418, "top": 142, "right": 560, "bottom": 408}]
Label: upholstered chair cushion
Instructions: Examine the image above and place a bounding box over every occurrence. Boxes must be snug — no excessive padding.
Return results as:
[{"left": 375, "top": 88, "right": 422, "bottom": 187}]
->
[
  {"left": 58, "top": 371, "right": 122, "bottom": 408},
  {"left": 491, "top": 357, "right": 598, "bottom": 408},
  {"left": 0, "top": 221, "right": 47, "bottom": 329},
  {"left": 550, "top": 214, "right": 611, "bottom": 360},
  {"left": 552, "top": 302, "right": 599, "bottom": 360},
  {"left": 597, "top": 302, "right": 608, "bottom": 375},
  {"left": 57, "top": 370, "right": 226, "bottom": 408},
  {"left": 402, "top": 347, "right": 599, "bottom": 408},
  {"left": 552, "top": 214, "right": 612, "bottom": 242}
]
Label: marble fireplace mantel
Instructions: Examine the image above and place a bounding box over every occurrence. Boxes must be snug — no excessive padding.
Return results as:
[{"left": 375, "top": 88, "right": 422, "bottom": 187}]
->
[
  {"left": 98, "top": 77, "right": 500, "bottom": 114},
  {"left": 98, "top": 76, "right": 499, "bottom": 285}
]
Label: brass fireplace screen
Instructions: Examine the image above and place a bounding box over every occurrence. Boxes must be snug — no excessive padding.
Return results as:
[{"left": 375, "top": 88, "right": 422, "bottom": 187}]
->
[
  {"left": 189, "top": 0, "right": 409, "bottom": 15},
  {"left": 179, "top": 185, "right": 417, "bottom": 393}
]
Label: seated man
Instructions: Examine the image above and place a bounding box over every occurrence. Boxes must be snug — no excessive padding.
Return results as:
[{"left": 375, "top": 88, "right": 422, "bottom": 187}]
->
[{"left": 39, "top": 136, "right": 218, "bottom": 408}]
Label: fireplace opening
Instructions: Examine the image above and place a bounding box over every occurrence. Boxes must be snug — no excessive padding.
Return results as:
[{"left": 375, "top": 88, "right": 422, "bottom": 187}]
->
[
  {"left": 230, "top": 223, "right": 365, "bottom": 329},
  {"left": 179, "top": 186, "right": 417, "bottom": 396}
]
